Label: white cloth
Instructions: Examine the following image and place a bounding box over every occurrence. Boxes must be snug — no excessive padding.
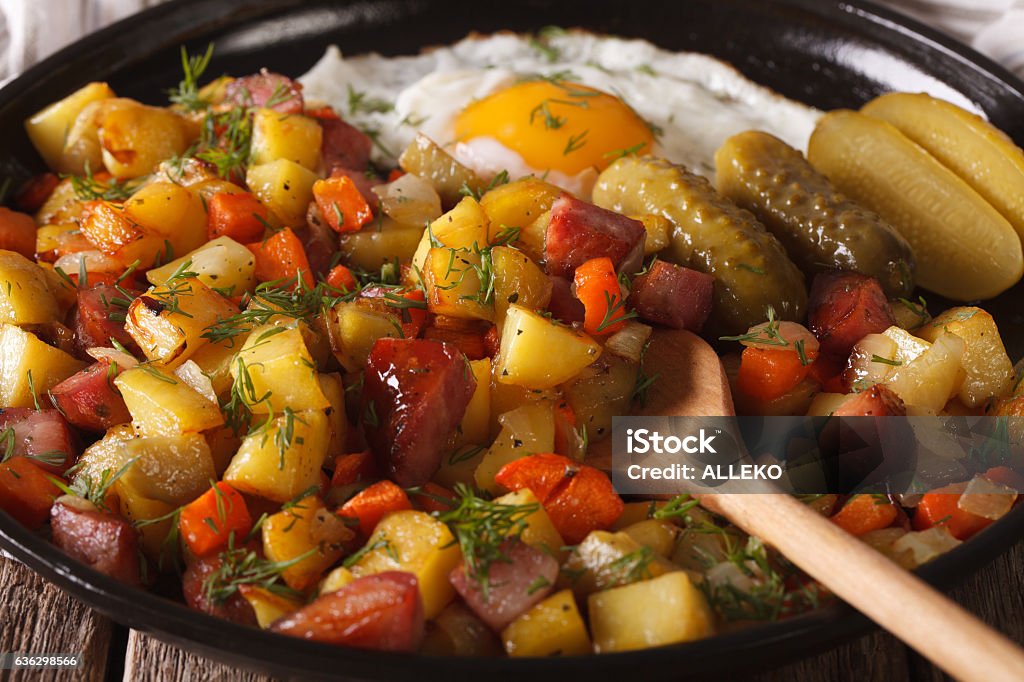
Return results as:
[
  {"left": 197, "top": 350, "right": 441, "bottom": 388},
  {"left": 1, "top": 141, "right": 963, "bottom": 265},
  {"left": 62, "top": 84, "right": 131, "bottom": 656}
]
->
[{"left": 0, "top": 0, "right": 1021, "bottom": 82}]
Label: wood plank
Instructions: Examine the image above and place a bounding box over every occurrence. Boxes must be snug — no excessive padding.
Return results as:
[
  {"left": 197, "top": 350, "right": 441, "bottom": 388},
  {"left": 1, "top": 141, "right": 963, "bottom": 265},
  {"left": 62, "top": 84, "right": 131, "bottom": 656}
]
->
[
  {"left": 0, "top": 557, "right": 112, "bottom": 682},
  {"left": 123, "top": 630, "right": 275, "bottom": 682}
]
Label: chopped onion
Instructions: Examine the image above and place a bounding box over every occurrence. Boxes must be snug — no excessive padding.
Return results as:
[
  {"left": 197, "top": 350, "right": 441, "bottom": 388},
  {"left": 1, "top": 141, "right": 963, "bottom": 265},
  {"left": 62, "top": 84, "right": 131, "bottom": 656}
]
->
[
  {"left": 891, "top": 526, "right": 961, "bottom": 568},
  {"left": 604, "top": 321, "right": 653, "bottom": 363},
  {"left": 845, "top": 332, "right": 899, "bottom": 390},
  {"left": 87, "top": 346, "right": 140, "bottom": 369},
  {"left": 55, "top": 494, "right": 99, "bottom": 514},
  {"left": 859, "top": 527, "right": 914, "bottom": 568},
  {"left": 705, "top": 560, "right": 755, "bottom": 593},
  {"left": 958, "top": 475, "right": 1018, "bottom": 520},
  {"left": 54, "top": 250, "right": 122, "bottom": 276},
  {"left": 174, "top": 360, "right": 218, "bottom": 404},
  {"left": 373, "top": 173, "right": 442, "bottom": 226},
  {"left": 741, "top": 320, "right": 819, "bottom": 356}
]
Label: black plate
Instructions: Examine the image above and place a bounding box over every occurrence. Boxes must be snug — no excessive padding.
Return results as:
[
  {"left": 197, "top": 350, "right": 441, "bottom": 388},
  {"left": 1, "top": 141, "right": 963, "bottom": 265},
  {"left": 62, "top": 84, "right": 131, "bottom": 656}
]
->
[{"left": 1, "top": 1, "right": 1023, "bottom": 679}]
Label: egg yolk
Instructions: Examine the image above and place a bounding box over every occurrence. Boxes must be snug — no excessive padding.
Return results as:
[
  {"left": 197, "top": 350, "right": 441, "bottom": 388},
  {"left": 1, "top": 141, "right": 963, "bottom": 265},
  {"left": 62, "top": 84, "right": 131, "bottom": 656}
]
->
[{"left": 454, "top": 80, "right": 655, "bottom": 176}]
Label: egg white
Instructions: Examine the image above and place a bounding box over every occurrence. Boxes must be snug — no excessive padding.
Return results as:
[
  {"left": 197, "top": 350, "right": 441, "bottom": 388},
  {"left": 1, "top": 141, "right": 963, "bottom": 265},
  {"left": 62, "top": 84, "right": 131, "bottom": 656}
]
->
[{"left": 299, "top": 32, "right": 822, "bottom": 186}]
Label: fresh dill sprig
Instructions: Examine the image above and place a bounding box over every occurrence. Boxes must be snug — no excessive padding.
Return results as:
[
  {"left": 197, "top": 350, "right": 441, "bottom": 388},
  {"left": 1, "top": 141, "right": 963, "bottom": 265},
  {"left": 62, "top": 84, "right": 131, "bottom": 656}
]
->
[{"left": 168, "top": 43, "right": 215, "bottom": 111}]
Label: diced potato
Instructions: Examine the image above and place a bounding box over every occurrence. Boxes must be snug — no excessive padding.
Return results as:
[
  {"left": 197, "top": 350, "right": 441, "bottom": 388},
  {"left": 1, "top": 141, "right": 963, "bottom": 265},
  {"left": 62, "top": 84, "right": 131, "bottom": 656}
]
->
[
  {"left": 859, "top": 527, "right": 915, "bottom": 569},
  {"left": 262, "top": 496, "right": 348, "bottom": 591},
  {"left": 493, "top": 489, "right": 565, "bottom": 558},
  {"left": 348, "top": 510, "right": 462, "bottom": 619},
  {"left": 0, "top": 324, "right": 86, "bottom": 407},
  {"left": 564, "top": 530, "right": 676, "bottom": 598},
  {"left": 146, "top": 236, "right": 256, "bottom": 297},
  {"left": 338, "top": 217, "right": 424, "bottom": 272},
  {"left": 398, "top": 133, "right": 485, "bottom": 208},
  {"left": 72, "top": 424, "right": 135, "bottom": 483},
  {"left": 36, "top": 223, "right": 78, "bottom": 259},
  {"left": 890, "top": 297, "right": 931, "bottom": 330},
  {"left": 231, "top": 325, "right": 329, "bottom": 414},
  {"left": 97, "top": 101, "right": 197, "bottom": 178},
  {"left": 495, "top": 305, "right": 601, "bottom": 390},
  {"left": 0, "top": 250, "right": 60, "bottom": 326},
  {"left": 204, "top": 426, "right": 241, "bottom": 476},
  {"left": 845, "top": 333, "right": 899, "bottom": 392},
  {"left": 633, "top": 214, "right": 672, "bottom": 255},
  {"left": 223, "top": 409, "right": 330, "bottom": 503},
  {"left": 249, "top": 108, "right": 322, "bottom": 170},
  {"left": 122, "top": 181, "right": 207, "bottom": 256},
  {"left": 885, "top": 332, "right": 966, "bottom": 412},
  {"left": 239, "top": 585, "right": 303, "bottom": 629},
  {"left": 36, "top": 179, "right": 83, "bottom": 226},
  {"left": 115, "top": 365, "right": 224, "bottom": 435},
  {"left": 491, "top": 246, "right": 551, "bottom": 326},
  {"left": 480, "top": 178, "right": 561, "bottom": 234},
  {"left": 25, "top": 82, "right": 116, "bottom": 171},
  {"left": 423, "top": 247, "right": 494, "bottom": 321},
  {"left": 329, "top": 302, "right": 401, "bottom": 372},
  {"left": 502, "top": 589, "right": 591, "bottom": 657},
  {"left": 119, "top": 433, "right": 215, "bottom": 506},
  {"left": 318, "top": 372, "right": 348, "bottom": 459},
  {"left": 671, "top": 508, "right": 743, "bottom": 572},
  {"left": 882, "top": 326, "right": 931, "bottom": 365},
  {"left": 411, "top": 196, "right": 491, "bottom": 280},
  {"left": 612, "top": 501, "right": 663, "bottom": 530},
  {"left": 454, "top": 358, "right": 491, "bottom": 447},
  {"left": 246, "top": 159, "right": 319, "bottom": 227},
  {"left": 621, "top": 519, "right": 679, "bottom": 558},
  {"left": 434, "top": 445, "right": 487, "bottom": 489},
  {"left": 79, "top": 201, "right": 165, "bottom": 267},
  {"left": 588, "top": 571, "right": 714, "bottom": 652},
  {"left": 562, "top": 354, "right": 638, "bottom": 443},
  {"left": 806, "top": 392, "right": 854, "bottom": 416},
  {"left": 187, "top": 337, "right": 244, "bottom": 398},
  {"left": 488, "top": 369, "right": 561, "bottom": 438},
  {"left": 517, "top": 209, "right": 550, "bottom": 264},
  {"left": 319, "top": 566, "right": 356, "bottom": 595},
  {"left": 373, "top": 173, "right": 442, "bottom": 225},
  {"left": 118, "top": 488, "right": 176, "bottom": 559},
  {"left": 125, "top": 277, "right": 239, "bottom": 368},
  {"left": 917, "top": 307, "right": 1014, "bottom": 407},
  {"left": 37, "top": 263, "right": 78, "bottom": 316},
  {"left": 475, "top": 402, "right": 555, "bottom": 493}
]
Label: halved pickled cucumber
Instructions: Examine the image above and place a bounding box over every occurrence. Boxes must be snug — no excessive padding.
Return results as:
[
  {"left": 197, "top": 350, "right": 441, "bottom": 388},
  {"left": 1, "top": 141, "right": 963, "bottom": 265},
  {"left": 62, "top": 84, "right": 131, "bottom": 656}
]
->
[
  {"left": 593, "top": 155, "right": 807, "bottom": 336},
  {"left": 808, "top": 110, "right": 1022, "bottom": 301},
  {"left": 715, "top": 131, "right": 915, "bottom": 297},
  {"left": 862, "top": 92, "right": 1024, "bottom": 243}
]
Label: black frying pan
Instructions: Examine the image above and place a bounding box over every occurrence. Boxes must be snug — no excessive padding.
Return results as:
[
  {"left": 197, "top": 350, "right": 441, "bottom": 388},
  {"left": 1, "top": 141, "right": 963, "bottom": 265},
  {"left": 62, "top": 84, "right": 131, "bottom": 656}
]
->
[{"left": 1, "top": 1, "right": 1023, "bottom": 679}]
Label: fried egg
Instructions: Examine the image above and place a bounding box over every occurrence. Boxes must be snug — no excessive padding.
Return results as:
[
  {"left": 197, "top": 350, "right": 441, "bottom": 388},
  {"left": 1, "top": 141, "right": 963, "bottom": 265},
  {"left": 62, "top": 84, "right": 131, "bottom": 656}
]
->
[{"left": 300, "top": 31, "right": 822, "bottom": 195}]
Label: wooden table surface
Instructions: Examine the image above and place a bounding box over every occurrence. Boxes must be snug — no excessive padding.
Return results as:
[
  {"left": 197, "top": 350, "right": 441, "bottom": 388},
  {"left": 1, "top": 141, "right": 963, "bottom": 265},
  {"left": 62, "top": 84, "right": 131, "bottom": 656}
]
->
[{"left": 1, "top": 540, "right": 1021, "bottom": 681}]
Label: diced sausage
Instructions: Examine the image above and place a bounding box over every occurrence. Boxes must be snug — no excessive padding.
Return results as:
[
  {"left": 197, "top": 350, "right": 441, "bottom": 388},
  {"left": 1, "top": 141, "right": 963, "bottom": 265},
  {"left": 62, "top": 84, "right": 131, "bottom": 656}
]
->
[
  {"left": 301, "top": 202, "right": 340, "bottom": 277},
  {"left": 832, "top": 384, "right": 906, "bottom": 417},
  {"left": 0, "top": 408, "right": 77, "bottom": 474},
  {"left": 49, "top": 361, "right": 132, "bottom": 432},
  {"left": 182, "top": 553, "right": 259, "bottom": 626},
  {"left": 224, "top": 70, "right": 303, "bottom": 114},
  {"left": 423, "top": 317, "right": 491, "bottom": 360},
  {"left": 449, "top": 539, "right": 558, "bottom": 631},
  {"left": 628, "top": 259, "right": 714, "bottom": 331},
  {"left": 73, "top": 284, "right": 140, "bottom": 356},
  {"left": 546, "top": 275, "right": 585, "bottom": 325},
  {"left": 51, "top": 499, "right": 141, "bottom": 585},
  {"left": 808, "top": 271, "right": 896, "bottom": 357},
  {"left": 321, "top": 116, "right": 373, "bottom": 173},
  {"left": 272, "top": 571, "right": 424, "bottom": 652},
  {"left": 545, "top": 194, "right": 645, "bottom": 278},
  {"left": 363, "top": 339, "right": 476, "bottom": 487}
]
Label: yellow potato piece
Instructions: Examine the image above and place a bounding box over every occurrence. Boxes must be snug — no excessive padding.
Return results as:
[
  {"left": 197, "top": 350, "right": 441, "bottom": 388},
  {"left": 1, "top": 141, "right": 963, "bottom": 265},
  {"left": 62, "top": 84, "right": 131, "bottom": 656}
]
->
[
  {"left": 502, "top": 590, "right": 592, "bottom": 657},
  {"left": 862, "top": 92, "right": 1024, "bottom": 243},
  {"left": 808, "top": 110, "right": 1022, "bottom": 300}
]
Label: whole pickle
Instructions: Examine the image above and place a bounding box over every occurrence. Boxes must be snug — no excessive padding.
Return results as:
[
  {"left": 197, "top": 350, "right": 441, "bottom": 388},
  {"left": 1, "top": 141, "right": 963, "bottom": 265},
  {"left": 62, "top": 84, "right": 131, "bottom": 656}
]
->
[
  {"left": 715, "top": 131, "right": 916, "bottom": 298},
  {"left": 593, "top": 156, "right": 807, "bottom": 337}
]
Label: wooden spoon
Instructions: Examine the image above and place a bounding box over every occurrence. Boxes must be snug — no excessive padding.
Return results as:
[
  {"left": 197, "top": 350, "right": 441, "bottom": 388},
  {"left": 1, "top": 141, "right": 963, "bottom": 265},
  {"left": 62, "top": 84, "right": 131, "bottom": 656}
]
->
[{"left": 591, "top": 329, "right": 1024, "bottom": 682}]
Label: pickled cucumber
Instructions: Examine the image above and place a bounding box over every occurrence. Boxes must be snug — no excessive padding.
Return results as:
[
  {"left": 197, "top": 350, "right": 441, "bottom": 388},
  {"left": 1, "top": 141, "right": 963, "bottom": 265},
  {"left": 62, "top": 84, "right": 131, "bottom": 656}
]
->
[
  {"left": 593, "top": 155, "right": 807, "bottom": 337},
  {"left": 863, "top": 92, "right": 1024, "bottom": 243},
  {"left": 715, "top": 131, "right": 915, "bottom": 298},
  {"left": 808, "top": 110, "right": 1022, "bottom": 301}
]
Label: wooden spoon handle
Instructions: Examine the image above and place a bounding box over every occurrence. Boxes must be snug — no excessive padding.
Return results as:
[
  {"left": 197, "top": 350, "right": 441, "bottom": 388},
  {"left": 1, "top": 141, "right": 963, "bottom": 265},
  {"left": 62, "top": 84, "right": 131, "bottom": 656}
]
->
[{"left": 701, "top": 493, "right": 1024, "bottom": 682}]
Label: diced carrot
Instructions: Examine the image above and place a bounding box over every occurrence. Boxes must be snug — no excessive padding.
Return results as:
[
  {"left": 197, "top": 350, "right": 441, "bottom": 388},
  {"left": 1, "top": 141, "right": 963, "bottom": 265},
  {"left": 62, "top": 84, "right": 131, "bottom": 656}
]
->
[
  {"left": 736, "top": 346, "right": 814, "bottom": 402},
  {"left": 338, "top": 480, "right": 412, "bottom": 538},
  {"left": 305, "top": 105, "right": 340, "bottom": 121},
  {"left": 387, "top": 169, "right": 405, "bottom": 182},
  {"left": 207, "top": 192, "right": 271, "bottom": 242},
  {"left": 914, "top": 486, "right": 993, "bottom": 540},
  {"left": 331, "top": 451, "right": 377, "bottom": 488},
  {"left": 313, "top": 176, "right": 373, "bottom": 233},
  {"left": 409, "top": 482, "right": 456, "bottom": 514},
  {"left": 246, "top": 228, "right": 315, "bottom": 289},
  {"left": 15, "top": 173, "right": 59, "bottom": 213},
  {"left": 0, "top": 206, "right": 39, "bottom": 259},
  {"left": 179, "top": 482, "right": 253, "bottom": 558},
  {"left": 0, "top": 458, "right": 63, "bottom": 529},
  {"left": 807, "top": 353, "right": 846, "bottom": 393},
  {"left": 830, "top": 494, "right": 899, "bottom": 536},
  {"left": 494, "top": 453, "right": 624, "bottom": 544},
  {"left": 326, "top": 264, "right": 358, "bottom": 293},
  {"left": 573, "top": 256, "right": 629, "bottom": 336}
]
